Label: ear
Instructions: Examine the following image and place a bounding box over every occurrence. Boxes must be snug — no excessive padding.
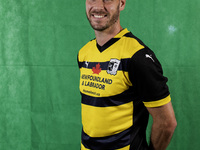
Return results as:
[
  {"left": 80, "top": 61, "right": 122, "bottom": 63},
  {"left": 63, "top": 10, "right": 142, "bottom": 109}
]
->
[{"left": 119, "top": 0, "right": 126, "bottom": 11}]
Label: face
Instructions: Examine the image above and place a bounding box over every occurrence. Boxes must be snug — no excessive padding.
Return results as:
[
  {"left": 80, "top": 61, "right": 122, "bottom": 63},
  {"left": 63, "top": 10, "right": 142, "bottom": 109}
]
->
[{"left": 86, "top": 0, "right": 125, "bottom": 31}]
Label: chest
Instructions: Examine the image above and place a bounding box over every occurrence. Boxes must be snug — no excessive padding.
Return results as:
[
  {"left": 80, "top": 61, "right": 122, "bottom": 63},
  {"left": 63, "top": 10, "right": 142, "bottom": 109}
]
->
[{"left": 79, "top": 48, "right": 132, "bottom": 97}]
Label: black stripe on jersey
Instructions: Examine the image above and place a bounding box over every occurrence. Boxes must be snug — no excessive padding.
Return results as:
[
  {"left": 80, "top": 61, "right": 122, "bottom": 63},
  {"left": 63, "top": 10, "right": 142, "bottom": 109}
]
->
[
  {"left": 82, "top": 127, "right": 131, "bottom": 150},
  {"left": 77, "top": 54, "right": 81, "bottom": 68},
  {"left": 81, "top": 87, "right": 135, "bottom": 107},
  {"left": 78, "top": 61, "right": 84, "bottom": 69},
  {"left": 97, "top": 38, "right": 120, "bottom": 52},
  {"left": 78, "top": 58, "right": 130, "bottom": 71}
]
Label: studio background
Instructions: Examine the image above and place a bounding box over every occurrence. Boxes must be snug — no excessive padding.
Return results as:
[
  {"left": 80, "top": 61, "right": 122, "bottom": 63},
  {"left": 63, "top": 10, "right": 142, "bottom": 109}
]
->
[{"left": 0, "top": 0, "right": 199, "bottom": 150}]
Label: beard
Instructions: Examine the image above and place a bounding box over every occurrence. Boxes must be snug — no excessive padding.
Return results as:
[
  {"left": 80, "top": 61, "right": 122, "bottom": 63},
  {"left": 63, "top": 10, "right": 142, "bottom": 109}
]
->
[{"left": 86, "top": 5, "right": 120, "bottom": 31}]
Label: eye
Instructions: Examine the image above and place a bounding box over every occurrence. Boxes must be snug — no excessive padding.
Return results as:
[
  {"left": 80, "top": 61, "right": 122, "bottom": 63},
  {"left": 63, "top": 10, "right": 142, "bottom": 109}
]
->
[
  {"left": 88, "top": 0, "right": 96, "bottom": 3},
  {"left": 104, "top": 0, "right": 113, "bottom": 2}
]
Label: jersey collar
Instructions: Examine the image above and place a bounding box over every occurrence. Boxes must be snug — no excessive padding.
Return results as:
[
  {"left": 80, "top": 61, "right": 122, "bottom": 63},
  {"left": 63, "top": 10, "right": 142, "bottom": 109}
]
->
[{"left": 96, "top": 28, "right": 129, "bottom": 52}]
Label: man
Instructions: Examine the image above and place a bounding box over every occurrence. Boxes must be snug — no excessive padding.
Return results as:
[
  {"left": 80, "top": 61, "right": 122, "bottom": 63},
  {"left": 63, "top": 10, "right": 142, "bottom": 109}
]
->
[{"left": 77, "top": 0, "right": 177, "bottom": 149}]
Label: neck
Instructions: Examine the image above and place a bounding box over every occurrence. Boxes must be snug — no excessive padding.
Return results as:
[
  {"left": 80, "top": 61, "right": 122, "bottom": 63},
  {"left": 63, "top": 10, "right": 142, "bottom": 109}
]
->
[{"left": 95, "top": 23, "right": 123, "bottom": 46}]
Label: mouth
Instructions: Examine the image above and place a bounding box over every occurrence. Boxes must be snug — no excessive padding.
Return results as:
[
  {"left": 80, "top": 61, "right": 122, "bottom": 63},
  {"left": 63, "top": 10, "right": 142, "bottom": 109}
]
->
[{"left": 92, "top": 14, "right": 107, "bottom": 19}]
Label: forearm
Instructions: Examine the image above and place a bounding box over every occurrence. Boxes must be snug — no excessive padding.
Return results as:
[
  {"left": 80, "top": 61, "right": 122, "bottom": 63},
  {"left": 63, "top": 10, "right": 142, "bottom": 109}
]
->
[{"left": 149, "top": 123, "right": 176, "bottom": 150}]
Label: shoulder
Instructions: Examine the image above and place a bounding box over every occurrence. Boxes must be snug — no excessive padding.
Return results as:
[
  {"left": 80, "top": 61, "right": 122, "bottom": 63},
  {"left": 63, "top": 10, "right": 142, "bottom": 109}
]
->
[
  {"left": 78, "top": 39, "right": 96, "bottom": 61},
  {"left": 120, "top": 32, "right": 146, "bottom": 58},
  {"left": 130, "top": 47, "right": 162, "bottom": 73},
  {"left": 79, "top": 39, "right": 96, "bottom": 53}
]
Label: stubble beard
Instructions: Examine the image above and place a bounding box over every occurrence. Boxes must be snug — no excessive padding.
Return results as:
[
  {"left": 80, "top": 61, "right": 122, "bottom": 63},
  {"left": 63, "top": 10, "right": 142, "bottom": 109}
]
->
[{"left": 87, "top": 5, "right": 120, "bottom": 31}]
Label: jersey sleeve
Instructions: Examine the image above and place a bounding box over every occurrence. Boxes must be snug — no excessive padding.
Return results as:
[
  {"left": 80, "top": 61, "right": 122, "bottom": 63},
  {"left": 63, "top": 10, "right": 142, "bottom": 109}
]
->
[{"left": 128, "top": 47, "right": 171, "bottom": 107}]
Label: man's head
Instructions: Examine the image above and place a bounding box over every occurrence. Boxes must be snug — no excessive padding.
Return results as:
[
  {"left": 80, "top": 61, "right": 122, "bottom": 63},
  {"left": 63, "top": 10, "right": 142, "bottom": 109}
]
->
[{"left": 86, "top": 0, "right": 126, "bottom": 32}]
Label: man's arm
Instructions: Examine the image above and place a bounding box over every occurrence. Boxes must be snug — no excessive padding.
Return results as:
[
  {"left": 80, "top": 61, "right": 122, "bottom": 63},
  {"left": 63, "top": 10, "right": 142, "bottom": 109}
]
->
[{"left": 147, "top": 102, "right": 177, "bottom": 150}]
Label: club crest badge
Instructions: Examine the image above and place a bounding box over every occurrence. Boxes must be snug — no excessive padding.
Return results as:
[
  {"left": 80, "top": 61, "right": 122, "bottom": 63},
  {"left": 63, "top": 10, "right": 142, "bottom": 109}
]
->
[{"left": 107, "top": 59, "right": 121, "bottom": 75}]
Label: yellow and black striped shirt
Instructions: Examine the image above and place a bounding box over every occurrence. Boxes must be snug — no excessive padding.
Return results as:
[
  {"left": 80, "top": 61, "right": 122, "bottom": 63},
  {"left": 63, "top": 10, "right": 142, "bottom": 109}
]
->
[{"left": 78, "top": 28, "right": 171, "bottom": 150}]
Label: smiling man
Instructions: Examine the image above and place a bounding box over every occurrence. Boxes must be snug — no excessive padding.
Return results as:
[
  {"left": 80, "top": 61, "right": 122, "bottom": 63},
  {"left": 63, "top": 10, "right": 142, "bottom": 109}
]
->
[{"left": 77, "top": 0, "right": 177, "bottom": 150}]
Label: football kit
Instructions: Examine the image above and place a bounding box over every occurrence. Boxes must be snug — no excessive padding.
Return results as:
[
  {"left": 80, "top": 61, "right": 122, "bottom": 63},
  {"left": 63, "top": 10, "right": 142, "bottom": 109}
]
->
[{"left": 78, "top": 28, "right": 171, "bottom": 150}]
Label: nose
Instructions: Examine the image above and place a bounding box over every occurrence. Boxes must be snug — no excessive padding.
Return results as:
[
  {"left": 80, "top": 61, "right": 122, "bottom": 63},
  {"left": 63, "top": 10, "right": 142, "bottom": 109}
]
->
[{"left": 93, "top": 0, "right": 105, "bottom": 10}]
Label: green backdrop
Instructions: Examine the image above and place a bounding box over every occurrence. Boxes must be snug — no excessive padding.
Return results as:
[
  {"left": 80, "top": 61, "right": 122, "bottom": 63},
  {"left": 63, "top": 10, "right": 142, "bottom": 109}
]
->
[{"left": 0, "top": 0, "right": 199, "bottom": 150}]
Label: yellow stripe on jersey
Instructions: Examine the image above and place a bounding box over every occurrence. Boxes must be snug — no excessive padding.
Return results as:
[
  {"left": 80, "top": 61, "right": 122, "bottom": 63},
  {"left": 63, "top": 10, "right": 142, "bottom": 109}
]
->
[
  {"left": 114, "top": 28, "right": 130, "bottom": 38},
  {"left": 116, "top": 145, "right": 130, "bottom": 150},
  {"left": 81, "top": 144, "right": 89, "bottom": 150},
  {"left": 80, "top": 68, "right": 132, "bottom": 97},
  {"left": 143, "top": 95, "right": 171, "bottom": 107},
  {"left": 82, "top": 102, "right": 133, "bottom": 137},
  {"left": 81, "top": 143, "right": 130, "bottom": 150},
  {"left": 78, "top": 29, "right": 144, "bottom": 63}
]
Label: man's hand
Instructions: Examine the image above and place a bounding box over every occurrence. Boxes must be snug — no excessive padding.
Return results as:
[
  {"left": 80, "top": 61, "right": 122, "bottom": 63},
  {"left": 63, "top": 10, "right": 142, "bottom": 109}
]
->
[{"left": 147, "top": 102, "right": 177, "bottom": 150}]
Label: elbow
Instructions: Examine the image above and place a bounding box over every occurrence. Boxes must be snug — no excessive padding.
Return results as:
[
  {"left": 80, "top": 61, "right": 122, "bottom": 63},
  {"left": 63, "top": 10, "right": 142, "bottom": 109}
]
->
[
  {"left": 169, "top": 118, "right": 177, "bottom": 129},
  {"left": 154, "top": 118, "right": 177, "bottom": 134},
  {"left": 172, "top": 119, "right": 177, "bottom": 129},
  {"left": 165, "top": 119, "right": 177, "bottom": 134}
]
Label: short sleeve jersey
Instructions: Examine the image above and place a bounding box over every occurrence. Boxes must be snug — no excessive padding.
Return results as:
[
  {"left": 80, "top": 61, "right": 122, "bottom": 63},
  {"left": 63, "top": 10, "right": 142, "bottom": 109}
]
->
[{"left": 78, "top": 28, "right": 171, "bottom": 150}]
